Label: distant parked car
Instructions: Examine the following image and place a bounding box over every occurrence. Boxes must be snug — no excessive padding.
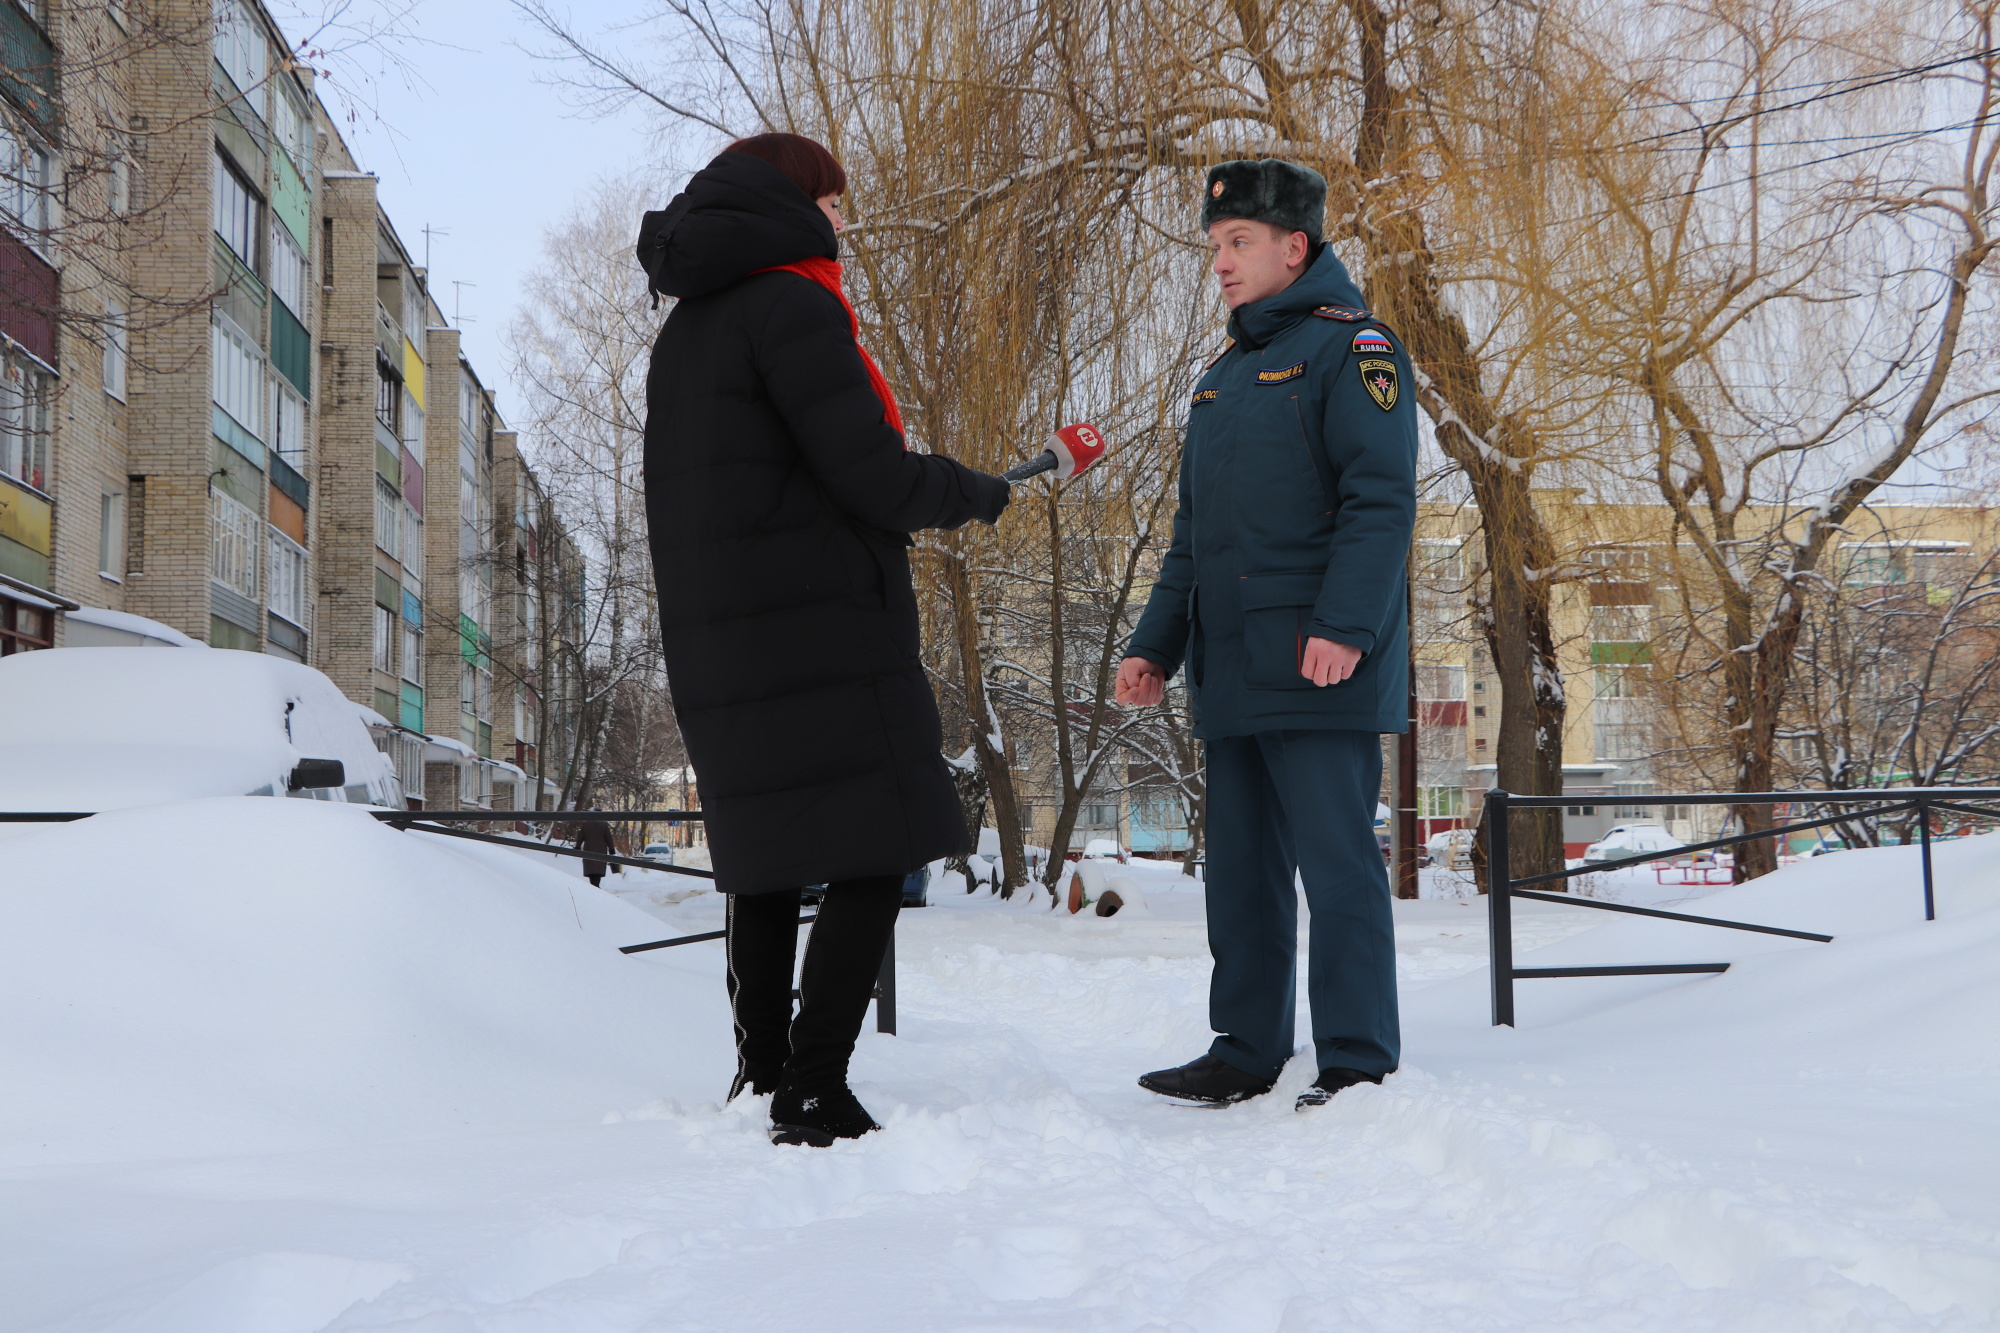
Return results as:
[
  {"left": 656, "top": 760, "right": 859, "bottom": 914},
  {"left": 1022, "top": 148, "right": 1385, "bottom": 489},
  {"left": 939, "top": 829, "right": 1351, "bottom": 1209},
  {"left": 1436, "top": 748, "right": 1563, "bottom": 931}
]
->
[
  {"left": 0, "top": 647, "right": 401, "bottom": 813},
  {"left": 1583, "top": 822, "right": 1683, "bottom": 864},
  {"left": 1081, "top": 839, "right": 1127, "bottom": 861},
  {"left": 640, "top": 842, "right": 677, "bottom": 866},
  {"left": 1427, "top": 828, "right": 1477, "bottom": 870}
]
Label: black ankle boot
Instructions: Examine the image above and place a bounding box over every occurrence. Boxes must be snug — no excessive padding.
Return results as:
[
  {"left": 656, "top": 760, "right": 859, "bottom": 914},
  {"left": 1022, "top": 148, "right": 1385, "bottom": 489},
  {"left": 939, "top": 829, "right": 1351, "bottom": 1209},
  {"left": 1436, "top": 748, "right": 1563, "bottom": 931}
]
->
[
  {"left": 768, "top": 1081, "right": 880, "bottom": 1146},
  {"left": 765, "top": 875, "right": 903, "bottom": 1145}
]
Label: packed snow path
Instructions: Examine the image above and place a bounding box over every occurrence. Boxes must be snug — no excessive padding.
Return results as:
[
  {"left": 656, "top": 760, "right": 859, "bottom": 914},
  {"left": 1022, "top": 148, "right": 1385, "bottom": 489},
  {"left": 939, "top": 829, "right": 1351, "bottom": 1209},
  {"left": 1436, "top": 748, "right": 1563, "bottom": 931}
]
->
[{"left": 1, "top": 801, "right": 1995, "bottom": 1330}]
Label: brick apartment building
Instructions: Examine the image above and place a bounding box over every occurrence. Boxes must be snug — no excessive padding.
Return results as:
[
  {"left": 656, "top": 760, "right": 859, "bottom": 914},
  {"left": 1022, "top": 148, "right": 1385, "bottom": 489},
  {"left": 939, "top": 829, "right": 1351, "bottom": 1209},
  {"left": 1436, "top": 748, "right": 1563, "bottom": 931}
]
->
[{"left": 0, "top": 0, "right": 581, "bottom": 808}]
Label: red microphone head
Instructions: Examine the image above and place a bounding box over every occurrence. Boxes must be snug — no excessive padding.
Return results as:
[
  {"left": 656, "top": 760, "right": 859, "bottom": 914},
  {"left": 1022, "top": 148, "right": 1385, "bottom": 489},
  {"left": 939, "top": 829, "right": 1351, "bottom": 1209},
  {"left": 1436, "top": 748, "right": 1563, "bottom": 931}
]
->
[{"left": 1047, "top": 422, "right": 1107, "bottom": 479}]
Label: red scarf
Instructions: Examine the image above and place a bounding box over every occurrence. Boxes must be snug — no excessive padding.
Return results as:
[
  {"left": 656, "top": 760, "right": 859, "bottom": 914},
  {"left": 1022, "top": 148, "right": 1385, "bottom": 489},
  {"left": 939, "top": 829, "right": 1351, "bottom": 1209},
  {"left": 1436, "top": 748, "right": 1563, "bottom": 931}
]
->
[{"left": 753, "top": 255, "right": 905, "bottom": 438}]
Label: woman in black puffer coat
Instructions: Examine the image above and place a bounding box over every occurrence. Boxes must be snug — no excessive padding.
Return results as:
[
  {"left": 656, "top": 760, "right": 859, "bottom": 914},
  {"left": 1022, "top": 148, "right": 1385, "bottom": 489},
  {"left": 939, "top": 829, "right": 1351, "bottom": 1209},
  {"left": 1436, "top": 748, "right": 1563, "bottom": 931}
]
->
[{"left": 637, "top": 134, "right": 1009, "bottom": 1146}]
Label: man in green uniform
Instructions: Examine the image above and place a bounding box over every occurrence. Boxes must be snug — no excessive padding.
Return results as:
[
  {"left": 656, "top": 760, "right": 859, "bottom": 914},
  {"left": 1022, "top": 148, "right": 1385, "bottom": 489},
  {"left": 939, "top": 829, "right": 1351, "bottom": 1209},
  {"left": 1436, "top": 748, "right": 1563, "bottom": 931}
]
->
[{"left": 1117, "top": 159, "right": 1417, "bottom": 1110}]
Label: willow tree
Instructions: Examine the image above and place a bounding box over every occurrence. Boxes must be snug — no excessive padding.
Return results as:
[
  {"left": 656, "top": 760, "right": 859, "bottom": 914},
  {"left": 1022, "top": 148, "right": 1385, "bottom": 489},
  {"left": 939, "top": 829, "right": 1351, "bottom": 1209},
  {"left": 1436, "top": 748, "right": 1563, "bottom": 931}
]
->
[{"left": 1560, "top": 0, "right": 2000, "bottom": 877}]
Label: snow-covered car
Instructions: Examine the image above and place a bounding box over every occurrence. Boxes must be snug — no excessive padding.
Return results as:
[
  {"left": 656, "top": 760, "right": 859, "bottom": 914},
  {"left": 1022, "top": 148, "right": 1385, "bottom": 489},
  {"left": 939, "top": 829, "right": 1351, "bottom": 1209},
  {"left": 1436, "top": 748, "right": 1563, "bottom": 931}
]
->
[
  {"left": 1427, "top": 828, "right": 1477, "bottom": 870},
  {"left": 0, "top": 647, "right": 401, "bottom": 813},
  {"left": 1082, "top": 838, "right": 1127, "bottom": 861},
  {"left": 639, "top": 843, "right": 677, "bottom": 866},
  {"left": 1582, "top": 822, "right": 1683, "bottom": 864}
]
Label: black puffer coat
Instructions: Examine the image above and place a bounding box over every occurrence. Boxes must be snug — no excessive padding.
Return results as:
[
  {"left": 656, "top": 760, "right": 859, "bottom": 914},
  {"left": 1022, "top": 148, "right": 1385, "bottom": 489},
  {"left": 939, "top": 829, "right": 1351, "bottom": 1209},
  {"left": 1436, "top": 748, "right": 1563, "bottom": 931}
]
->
[{"left": 637, "top": 152, "right": 1009, "bottom": 894}]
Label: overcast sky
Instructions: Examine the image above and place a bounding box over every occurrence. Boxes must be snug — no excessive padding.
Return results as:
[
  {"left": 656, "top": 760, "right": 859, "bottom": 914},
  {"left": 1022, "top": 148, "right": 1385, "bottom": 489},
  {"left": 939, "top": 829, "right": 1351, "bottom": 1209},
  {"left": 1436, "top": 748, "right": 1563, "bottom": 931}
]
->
[{"left": 266, "top": 0, "right": 706, "bottom": 424}]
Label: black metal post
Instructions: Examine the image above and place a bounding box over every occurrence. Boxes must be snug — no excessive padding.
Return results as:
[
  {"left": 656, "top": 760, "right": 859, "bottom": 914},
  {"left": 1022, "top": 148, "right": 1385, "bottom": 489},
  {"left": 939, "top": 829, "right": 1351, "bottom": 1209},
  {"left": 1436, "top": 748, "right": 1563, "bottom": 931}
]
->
[
  {"left": 1918, "top": 797, "right": 1936, "bottom": 922},
  {"left": 875, "top": 924, "right": 898, "bottom": 1035},
  {"left": 1487, "top": 789, "right": 1514, "bottom": 1027}
]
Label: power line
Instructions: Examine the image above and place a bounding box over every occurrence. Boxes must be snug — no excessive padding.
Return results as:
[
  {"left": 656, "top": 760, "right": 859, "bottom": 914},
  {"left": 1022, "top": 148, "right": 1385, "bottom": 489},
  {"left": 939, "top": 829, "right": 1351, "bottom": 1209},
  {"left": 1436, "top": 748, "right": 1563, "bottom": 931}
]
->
[
  {"left": 1625, "top": 46, "right": 2000, "bottom": 146},
  {"left": 1624, "top": 46, "right": 2000, "bottom": 113},
  {"left": 1650, "top": 117, "right": 1991, "bottom": 151}
]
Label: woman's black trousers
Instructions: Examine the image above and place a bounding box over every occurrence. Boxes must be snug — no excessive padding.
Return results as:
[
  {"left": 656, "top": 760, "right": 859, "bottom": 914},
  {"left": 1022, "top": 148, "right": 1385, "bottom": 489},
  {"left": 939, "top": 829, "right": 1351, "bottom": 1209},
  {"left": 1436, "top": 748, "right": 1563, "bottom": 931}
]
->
[{"left": 723, "top": 875, "right": 903, "bottom": 1099}]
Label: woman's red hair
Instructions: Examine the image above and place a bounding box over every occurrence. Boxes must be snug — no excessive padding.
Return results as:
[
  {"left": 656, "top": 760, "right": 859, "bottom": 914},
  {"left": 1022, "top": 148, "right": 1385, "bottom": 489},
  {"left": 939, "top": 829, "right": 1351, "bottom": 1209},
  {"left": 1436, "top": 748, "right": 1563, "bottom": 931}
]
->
[{"left": 725, "top": 132, "right": 847, "bottom": 200}]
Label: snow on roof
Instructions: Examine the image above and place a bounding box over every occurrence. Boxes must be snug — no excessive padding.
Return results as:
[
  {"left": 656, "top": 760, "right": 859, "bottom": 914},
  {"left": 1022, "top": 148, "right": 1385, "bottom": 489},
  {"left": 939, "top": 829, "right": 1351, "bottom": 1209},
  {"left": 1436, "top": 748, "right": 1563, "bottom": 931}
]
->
[
  {"left": 358, "top": 705, "right": 395, "bottom": 728},
  {"left": 61, "top": 606, "right": 203, "bottom": 647},
  {"left": 425, "top": 734, "right": 476, "bottom": 758}
]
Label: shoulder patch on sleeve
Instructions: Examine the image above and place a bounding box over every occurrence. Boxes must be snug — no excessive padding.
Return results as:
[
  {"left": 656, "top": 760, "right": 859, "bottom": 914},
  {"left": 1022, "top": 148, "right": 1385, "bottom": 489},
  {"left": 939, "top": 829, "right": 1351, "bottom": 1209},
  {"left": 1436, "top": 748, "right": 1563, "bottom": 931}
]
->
[
  {"left": 1313, "top": 305, "right": 1373, "bottom": 322},
  {"left": 1352, "top": 328, "right": 1394, "bottom": 356},
  {"left": 1357, "top": 357, "right": 1400, "bottom": 411}
]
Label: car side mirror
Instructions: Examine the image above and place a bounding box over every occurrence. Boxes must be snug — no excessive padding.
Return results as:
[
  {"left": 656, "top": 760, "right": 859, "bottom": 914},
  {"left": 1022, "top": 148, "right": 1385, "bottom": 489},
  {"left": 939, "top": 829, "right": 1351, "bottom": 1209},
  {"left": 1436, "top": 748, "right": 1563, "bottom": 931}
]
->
[{"left": 287, "top": 758, "right": 346, "bottom": 791}]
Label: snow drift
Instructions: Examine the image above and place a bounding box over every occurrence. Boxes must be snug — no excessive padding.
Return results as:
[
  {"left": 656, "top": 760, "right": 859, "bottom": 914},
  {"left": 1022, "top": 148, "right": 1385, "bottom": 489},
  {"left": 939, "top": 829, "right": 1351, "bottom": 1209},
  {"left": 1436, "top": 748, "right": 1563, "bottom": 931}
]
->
[{"left": 0, "top": 798, "right": 730, "bottom": 1167}]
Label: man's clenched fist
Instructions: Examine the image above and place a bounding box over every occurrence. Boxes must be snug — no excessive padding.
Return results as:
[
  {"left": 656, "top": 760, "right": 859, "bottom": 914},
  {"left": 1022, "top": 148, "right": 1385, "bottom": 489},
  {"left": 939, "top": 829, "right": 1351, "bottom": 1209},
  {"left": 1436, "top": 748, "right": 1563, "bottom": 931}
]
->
[
  {"left": 1116, "top": 655, "right": 1166, "bottom": 707},
  {"left": 1300, "top": 636, "right": 1362, "bottom": 687}
]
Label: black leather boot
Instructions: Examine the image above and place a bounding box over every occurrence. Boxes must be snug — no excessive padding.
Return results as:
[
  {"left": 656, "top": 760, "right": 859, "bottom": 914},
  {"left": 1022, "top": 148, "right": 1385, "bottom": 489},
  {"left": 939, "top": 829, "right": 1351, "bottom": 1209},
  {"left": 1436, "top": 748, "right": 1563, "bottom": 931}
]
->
[
  {"left": 724, "top": 889, "right": 801, "bottom": 1100},
  {"left": 1294, "top": 1067, "right": 1384, "bottom": 1111},
  {"left": 1138, "top": 1053, "right": 1276, "bottom": 1105},
  {"left": 767, "top": 874, "right": 903, "bottom": 1145}
]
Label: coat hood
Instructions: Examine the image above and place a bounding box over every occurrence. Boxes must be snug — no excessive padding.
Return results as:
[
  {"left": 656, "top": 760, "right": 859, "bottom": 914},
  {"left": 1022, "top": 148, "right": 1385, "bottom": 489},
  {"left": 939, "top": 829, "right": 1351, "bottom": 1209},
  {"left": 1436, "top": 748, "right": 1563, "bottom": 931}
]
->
[
  {"left": 1226, "top": 244, "right": 1370, "bottom": 349},
  {"left": 636, "top": 151, "right": 838, "bottom": 302}
]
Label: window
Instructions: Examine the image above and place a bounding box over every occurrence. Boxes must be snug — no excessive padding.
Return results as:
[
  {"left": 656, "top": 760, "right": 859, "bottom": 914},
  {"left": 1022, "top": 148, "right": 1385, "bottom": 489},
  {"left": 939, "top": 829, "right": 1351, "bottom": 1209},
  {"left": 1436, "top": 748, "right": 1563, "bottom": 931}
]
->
[
  {"left": 402, "top": 387, "right": 424, "bottom": 449},
  {"left": 212, "top": 150, "right": 260, "bottom": 269},
  {"left": 109, "top": 146, "right": 130, "bottom": 215},
  {"left": 1420, "top": 787, "right": 1464, "bottom": 818},
  {"left": 215, "top": 0, "right": 270, "bottom": 96},
  {"left": 0, "top": 597, "right": 53, "bottom": 655},
  {"left": 0, "top": 122, "right": 57, "bottom": 242},
  {"left": 375, "top": 359, "right": 400, "bottom": 434},
  {"left": 401, "top": 500, "right": 423, "bottom": 577},
  {"left": 272, "top": 83, "right": 309, "bottom": 169},
  {"left": 401, "top": 621, "right": 421, "bottom": 684},
  {"left": 1083, "top": 803, "right": 1118, "bottom": 827},
  {"left": 0, "top": 352, "right": 50, "bottom": 491},
  {"left": 375, "top": 476, "right": 400, "bottom": 555},
  {"left": 209, "top": 490, "right": 259, "bottom": 599},
  {"left": 267, "top": 379, "right": 305, "bottom": 462},
  {"left": 211, "top": 316, "right": 263, "bottom": 436},
  {"left": 268, "top": 528, "right": 306, "bottom": 626},
  {"left": 372, "top": 603, "right": 395, "bottom": 673},
  {"left": 99, "top": 493, "right": 125, "bottom": 577},
  {"left": 103, "top": 300, "right": 128, "bottom": 401},
  {"left": 403, "top": 281, "right": 424, "bottom": 342},
  {"left": 268, "top": 218, "right": 307, "bottom": 317},
  {"left": 1415, "top": 663, "right": 1466, "bottom": 700},
  {"left": 461, "top": 660, "right": 476, "bottom": 715}
]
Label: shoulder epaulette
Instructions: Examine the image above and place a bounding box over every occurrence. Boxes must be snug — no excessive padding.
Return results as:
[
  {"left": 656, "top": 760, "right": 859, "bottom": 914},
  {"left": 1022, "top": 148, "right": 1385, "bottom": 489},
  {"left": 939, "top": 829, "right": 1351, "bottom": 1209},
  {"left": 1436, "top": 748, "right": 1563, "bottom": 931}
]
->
[
  {"left": 1313, "top": 305, "right": 1374, "bottom": 322},
  {"left": 1204, "top": 339, "right": 1235, "bottom": 371}
]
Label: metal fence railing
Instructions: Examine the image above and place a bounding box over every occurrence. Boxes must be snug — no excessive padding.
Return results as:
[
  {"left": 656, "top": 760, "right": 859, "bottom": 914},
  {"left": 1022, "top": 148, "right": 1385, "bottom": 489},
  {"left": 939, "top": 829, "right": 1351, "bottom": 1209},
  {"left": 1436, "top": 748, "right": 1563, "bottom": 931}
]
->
[
  {"left": 3, "top": 804, "right": 896, "bottom": 1035},
  {"left": 1483, "top": 786, "right": 1995, "bottom": 1027}
]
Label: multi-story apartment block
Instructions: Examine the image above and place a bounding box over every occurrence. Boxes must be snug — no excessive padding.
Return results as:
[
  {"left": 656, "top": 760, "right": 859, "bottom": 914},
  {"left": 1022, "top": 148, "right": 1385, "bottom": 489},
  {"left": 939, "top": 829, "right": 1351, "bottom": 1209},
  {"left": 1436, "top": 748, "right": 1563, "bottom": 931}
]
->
[{"left": 0, "top": 0, "right": 580, "bottom": 810}]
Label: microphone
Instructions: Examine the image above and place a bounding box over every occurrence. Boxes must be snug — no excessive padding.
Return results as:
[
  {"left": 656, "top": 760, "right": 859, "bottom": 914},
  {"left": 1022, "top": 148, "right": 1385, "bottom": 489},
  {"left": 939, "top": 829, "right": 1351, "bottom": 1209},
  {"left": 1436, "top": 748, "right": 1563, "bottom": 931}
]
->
[{"left": 1002, "top": 422, "right": 1107, "bottom": 483}]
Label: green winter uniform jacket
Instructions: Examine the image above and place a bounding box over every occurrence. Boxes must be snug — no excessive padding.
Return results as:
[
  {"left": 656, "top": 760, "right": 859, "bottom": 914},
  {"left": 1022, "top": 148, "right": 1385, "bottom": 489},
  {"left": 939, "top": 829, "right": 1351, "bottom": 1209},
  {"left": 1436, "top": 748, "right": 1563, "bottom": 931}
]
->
[{"left": 1126, "top": 246, "right": 1418, "bottom": 738}]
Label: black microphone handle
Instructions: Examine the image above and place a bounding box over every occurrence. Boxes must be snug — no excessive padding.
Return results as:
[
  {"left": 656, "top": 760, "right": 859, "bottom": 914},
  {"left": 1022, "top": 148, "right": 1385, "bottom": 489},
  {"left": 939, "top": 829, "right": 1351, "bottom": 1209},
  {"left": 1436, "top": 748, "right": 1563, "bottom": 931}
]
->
[{"left": 1002, "top": 450, "right": 1059, "bottom": 483}]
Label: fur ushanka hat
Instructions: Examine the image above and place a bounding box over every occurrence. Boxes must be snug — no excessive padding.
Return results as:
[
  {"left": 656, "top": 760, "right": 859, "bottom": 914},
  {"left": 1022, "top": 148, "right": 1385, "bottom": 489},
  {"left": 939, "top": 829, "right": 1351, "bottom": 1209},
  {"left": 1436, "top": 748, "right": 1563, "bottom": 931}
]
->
[{"left": 1200, "top": 159, "right": 1327, "bottom": 243}]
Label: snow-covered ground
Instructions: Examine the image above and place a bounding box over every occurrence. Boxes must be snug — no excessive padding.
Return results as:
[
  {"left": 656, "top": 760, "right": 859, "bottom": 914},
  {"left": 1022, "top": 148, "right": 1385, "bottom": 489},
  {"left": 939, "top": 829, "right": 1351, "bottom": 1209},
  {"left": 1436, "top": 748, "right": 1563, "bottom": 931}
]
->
[{"left": 2, "top": 802, "right": 1995, "bottom": 1331}]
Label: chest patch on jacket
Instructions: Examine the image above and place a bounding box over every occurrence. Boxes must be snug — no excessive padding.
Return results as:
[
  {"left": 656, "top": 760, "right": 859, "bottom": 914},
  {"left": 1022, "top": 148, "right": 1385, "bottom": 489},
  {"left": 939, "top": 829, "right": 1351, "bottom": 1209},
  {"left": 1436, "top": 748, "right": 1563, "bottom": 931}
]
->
[
  {"left": 1256, "top": 361, "right": 1306, "bottom": 385},
  {"left": 1191, "top": 387, "right": 1219, "bottom": 406},
  {"left": 1352, "top": 328, "right": 1394, "bottom": 355},
  {"left": 1358, "top": 358, "right": 1399, "bottom": 411},
  {"left": 1313, "top": 305, "right": 1373, "bottom": 322}
]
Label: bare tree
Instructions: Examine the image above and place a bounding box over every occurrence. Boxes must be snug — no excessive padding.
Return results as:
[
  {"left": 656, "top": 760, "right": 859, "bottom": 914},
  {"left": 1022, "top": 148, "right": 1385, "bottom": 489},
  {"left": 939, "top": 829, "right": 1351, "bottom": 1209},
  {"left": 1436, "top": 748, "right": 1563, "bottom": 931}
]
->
[{"left": 506, "top": 179, "right": 666, "bottom": 812}]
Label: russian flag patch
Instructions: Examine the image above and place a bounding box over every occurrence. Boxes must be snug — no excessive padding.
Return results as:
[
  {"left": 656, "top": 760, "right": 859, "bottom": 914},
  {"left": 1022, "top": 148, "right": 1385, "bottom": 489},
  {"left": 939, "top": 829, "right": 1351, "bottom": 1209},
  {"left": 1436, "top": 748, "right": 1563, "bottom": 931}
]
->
[{"left": 1352, "top": 329, "right": 1394, "bottom": 355}]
